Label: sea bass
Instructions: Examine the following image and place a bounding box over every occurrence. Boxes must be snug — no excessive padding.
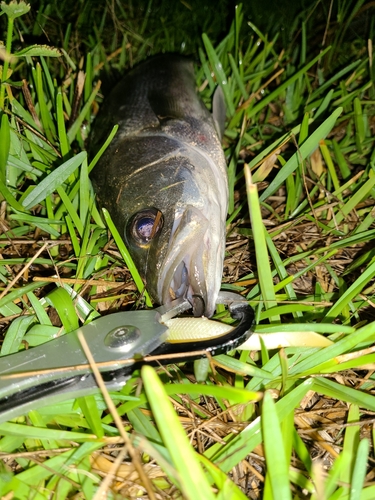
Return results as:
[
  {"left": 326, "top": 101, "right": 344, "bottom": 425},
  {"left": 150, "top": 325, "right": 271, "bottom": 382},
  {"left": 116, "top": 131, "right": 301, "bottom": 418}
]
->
[{"left": 91, "top": 55, "right": 228, "bottom": 317}]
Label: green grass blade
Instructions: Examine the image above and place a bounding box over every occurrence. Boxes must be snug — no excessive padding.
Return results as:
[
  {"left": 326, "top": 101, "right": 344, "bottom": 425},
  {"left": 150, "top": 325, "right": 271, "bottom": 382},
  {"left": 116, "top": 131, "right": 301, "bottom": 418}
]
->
[
  {"left": 44, "top": 287, "right": 79, "bottom": 333},
  {"left": 23, "top": 324, "right": 61, "bottom": 346},
  {"left": 262, "top": 391, "right": 292, "bottom": 500},
  {"left": 56, "top": 90, "right": 69, "bottom": 157},
  {"left": 247, "top": 46, "right": 331, "bottom": 120},
  {"left": 325, "top": 259, "right": 375, "bottom": 321},
  {"left": 349, "top": 438, "right": 369, "bottom": 500},
  {"left": 79, "top": 155, "right": 89, "bottom": 225},
  {"left": 202, "top": 33, "right": 235, "bottom": 115},
  {"left": 142, "top": 365, "right": 216, "bottom": 500},
  {"left": 340, "top": 404, "right": 360, "bottom": 485},
  {"left": 33, "top": 63, "right": 56, "bottom": 143},
  {"left": 245, "top": 164, "right": 278, "bottom": 320},
  {"left": 290, "top": 321, "right": 375, "bottom": 376},
  {"left": 27, "top": 291, "right": 51, "bottom": 325},
  {"left": 0, "top": 113, "right": 10, "bottom": 184},
  {"left": 260, "top": 107, "right": 343, "bottom": 201},
  {"left": 56, "top": 185, "right": 84, "bottom": 237},
  {"left": 0, "top": 177, "right": 25, "bottom": 211},
  {"left": 0, "top": 315, "right": 35, "bottom": 355},
  {"left": 205, "top": 379, "right": 314, "bottom": 471},
  {"left": 313, "top": 378, "right": 375, "bottom": 411},
  {"left": 88, "top": 125, "right": 118, "bottom": 173},
  {"left": 0, "top": 281, "right": 49, "bottom": 309},
  {"left": 67, "top": 81, "right": 101, "bottom": 144},
  {"left": 0, "top": 421, "right": 96, "bottom": 441},
  {"left": 102, "top": 207, "right": 152, "bottom": 307},
  {"left": 22, "top": 151, "right": 87, "bottom": 209},
  {"left": 77, "top": 396, "right": 104, "bottom": 438}
]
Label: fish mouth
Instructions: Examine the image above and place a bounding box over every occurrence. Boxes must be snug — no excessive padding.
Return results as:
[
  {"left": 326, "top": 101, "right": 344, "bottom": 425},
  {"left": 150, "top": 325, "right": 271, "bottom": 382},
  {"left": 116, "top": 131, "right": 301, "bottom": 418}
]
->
[{"left": 157, "top": 205, "right": 224, "bottom": 318}]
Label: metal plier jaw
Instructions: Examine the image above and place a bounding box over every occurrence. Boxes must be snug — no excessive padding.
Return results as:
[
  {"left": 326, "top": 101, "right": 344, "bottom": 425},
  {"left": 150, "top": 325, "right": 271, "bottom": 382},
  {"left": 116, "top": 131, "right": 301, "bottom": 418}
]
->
[{"left": 0, "top": 291, "right": 254, "bottom": 423}]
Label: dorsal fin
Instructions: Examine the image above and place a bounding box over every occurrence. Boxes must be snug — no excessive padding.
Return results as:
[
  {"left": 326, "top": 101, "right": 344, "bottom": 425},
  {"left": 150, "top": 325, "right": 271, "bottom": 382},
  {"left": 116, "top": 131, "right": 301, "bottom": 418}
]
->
[{"left": 212, "top": 86, "right": 226, "bottom": 141}]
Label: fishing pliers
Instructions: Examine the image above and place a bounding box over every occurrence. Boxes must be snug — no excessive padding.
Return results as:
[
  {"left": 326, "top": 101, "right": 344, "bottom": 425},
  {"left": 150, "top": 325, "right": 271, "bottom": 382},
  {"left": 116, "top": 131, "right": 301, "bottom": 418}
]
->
[{"left": 0, "top": 291, "right": 254, "bottom": 423}]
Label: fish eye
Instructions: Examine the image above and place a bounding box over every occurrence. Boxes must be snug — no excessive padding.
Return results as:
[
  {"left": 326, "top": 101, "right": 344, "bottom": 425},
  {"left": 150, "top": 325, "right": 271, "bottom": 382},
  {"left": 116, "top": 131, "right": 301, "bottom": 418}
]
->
[{"left": 129, "top": 208, "right": 163, "bottom": 245}]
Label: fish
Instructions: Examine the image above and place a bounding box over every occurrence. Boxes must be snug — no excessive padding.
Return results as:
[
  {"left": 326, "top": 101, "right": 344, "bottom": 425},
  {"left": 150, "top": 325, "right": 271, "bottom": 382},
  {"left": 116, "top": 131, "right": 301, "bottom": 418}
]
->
[{"left": 90, "top": 54, "right": 228, "bottom": 317}]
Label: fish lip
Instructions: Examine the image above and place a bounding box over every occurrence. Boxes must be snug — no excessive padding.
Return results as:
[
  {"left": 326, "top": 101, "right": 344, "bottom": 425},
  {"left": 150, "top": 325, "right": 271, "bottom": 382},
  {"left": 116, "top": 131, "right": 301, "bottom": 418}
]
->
[{"left": 157, "top": 205, "right": 223, "bottom": 318}]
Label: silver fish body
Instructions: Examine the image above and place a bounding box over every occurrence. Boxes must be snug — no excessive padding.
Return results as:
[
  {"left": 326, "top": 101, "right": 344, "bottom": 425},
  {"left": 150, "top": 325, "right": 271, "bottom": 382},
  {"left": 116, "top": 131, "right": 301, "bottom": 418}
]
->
[{"left": 91, "top": 55, "right": 228, "bottom": 317}]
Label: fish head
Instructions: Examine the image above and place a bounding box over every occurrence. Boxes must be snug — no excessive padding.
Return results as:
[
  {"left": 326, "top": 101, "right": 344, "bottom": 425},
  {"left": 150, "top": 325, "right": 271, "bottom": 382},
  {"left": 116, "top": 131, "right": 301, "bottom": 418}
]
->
[{"left": 93, "top": 134, "right": 227, "bottom": 317}]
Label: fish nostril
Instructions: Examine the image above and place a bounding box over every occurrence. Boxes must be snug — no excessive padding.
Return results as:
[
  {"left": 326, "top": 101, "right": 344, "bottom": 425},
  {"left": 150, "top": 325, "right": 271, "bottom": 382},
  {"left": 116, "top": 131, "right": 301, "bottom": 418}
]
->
[{"left": 189, "top": 294, "right": 205, "bottom": 317}]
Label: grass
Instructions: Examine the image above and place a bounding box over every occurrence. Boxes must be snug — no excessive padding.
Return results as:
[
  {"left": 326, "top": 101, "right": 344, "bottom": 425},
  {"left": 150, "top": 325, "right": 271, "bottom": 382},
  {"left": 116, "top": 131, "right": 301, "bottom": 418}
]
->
[{"left": 0, "top": 0, "right": 375, "bottom": 498}]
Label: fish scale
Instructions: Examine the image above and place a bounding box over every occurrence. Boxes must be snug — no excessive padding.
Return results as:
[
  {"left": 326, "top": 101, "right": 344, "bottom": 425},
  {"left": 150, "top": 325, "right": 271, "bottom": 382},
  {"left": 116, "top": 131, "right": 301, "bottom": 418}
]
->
[{"left": 91, "top": 54, "right": 228, "bottom": 317}]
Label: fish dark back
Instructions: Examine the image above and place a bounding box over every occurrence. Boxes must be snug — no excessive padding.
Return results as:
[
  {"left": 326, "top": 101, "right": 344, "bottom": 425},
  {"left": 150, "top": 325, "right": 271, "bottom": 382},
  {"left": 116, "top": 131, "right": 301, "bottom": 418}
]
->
[{"left": 91, "top": 54, "right": 207, "bottom": 150}]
